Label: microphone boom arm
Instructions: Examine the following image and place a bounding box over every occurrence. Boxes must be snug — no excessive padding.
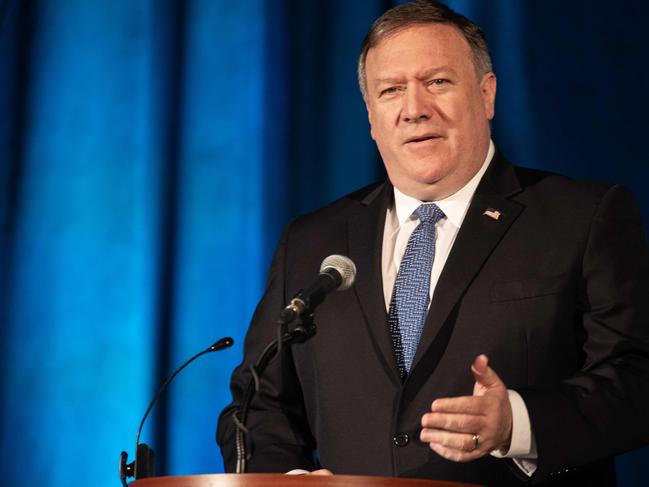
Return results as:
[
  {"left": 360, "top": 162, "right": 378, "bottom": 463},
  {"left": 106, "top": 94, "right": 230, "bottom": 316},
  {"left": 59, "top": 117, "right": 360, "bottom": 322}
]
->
[{"left": 233, "top": 315, "right": 316, "bottom": 473}]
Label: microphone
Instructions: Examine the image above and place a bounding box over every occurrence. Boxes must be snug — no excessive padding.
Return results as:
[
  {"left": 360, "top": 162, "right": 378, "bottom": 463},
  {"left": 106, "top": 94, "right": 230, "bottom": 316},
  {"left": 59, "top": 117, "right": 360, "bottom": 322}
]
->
[
  {"left": 119, "top": 336, "right": 234, "bottom": 486},
  {"left": 235, "top": 256, "right": 355, "bottom": 472},
  {"left": 279, "top": 255, "right": 356, "bottom": 324}
]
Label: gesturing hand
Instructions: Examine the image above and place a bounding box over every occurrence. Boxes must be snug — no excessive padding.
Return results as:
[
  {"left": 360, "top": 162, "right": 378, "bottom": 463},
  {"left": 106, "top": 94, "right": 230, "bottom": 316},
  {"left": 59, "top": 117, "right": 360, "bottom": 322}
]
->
[{"left": 419, "top": 354, "right": 513, "bottom": 462}]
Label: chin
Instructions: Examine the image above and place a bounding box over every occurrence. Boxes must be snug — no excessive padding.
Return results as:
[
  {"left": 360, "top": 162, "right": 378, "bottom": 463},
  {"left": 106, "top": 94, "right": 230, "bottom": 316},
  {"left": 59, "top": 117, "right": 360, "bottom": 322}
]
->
[
  {"left": 386, "top": 159, "right": 449, "bottom": 190},
  {"left": 411, "top": 168, "right": 447, "bottom": 186}
]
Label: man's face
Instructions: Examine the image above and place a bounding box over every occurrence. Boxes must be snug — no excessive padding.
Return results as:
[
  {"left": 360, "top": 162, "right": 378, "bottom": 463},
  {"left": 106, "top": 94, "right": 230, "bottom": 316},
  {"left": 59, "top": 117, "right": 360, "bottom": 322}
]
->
[{"left": 364, "top": 23, "right": 496, "bottom": 201}]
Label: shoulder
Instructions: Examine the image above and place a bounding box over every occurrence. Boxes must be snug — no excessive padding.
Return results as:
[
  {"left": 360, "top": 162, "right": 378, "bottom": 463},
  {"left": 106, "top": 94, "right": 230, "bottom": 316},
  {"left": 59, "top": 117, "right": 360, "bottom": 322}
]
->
[
  {"left": 480, "top": 151, "right": 620, "bottom": 208},
  {"left": 511, "top": 164, "right": 632, "bottom": 210},
  {"left": 513, "top": 165, "right": 611, "bottom": 195},
  {"left": 507, "top": 164, "right": 645, "bottom": 237},
  {"left": 485, "top": 151, "right": 644, "bottom": 231},
  {"left": 286, "top": 181, "right": 388, "bottom": 234}
]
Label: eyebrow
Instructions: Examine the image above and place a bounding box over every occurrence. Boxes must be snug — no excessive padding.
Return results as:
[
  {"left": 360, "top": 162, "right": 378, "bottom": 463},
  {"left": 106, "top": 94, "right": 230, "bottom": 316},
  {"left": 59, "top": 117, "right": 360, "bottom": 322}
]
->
[{"left": 374, "top": 65, "right": 459, "bottom": 85}]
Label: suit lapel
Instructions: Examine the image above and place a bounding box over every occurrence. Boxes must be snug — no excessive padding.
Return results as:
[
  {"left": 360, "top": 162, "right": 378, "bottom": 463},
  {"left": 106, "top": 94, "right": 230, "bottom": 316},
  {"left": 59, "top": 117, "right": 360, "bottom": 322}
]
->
[
  {"left": 348, "top": 183, "right": 403, "bottom": 384},
  {"left": 410, "top": 154, "right": 525, "bottom": 373}
]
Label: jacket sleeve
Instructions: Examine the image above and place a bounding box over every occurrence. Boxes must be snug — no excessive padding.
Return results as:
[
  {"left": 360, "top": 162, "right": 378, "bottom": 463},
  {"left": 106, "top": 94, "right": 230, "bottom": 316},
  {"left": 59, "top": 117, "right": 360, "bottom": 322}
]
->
[
  {"left": 519, "top": 184, "right": 649, "bottom": 483},
  {"left": 216, "top": 221, "right": 317, "bottom": 473}
]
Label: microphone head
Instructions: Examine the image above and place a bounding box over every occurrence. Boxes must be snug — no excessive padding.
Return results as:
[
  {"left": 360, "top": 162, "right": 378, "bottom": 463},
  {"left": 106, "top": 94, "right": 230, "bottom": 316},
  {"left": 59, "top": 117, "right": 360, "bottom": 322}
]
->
[
  {"left": 320, "top": 255, "right": 356, "bottom": 291},
  {"left": 209, "top": 337, "right": 234, "bottom": 352}
]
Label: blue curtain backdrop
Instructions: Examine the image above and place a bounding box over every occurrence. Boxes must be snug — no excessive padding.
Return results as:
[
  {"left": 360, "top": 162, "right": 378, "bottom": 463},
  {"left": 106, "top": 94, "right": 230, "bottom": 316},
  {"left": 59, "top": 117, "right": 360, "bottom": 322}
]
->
[{"left": 1, "top": 1, "right": 648, "bottom": 486}]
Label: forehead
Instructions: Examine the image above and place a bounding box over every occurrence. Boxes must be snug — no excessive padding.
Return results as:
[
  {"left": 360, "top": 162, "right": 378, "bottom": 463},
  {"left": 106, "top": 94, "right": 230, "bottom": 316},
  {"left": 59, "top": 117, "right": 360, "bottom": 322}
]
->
[{"left": 365, "top": 23, "right": 474, "bottom": 79}]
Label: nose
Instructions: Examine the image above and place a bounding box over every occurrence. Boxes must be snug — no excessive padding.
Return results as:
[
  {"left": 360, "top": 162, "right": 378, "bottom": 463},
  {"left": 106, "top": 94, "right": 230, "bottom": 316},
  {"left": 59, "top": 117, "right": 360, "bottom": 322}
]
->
[{"left": 401, "top": 84, "right": 430, "bottom": 123}]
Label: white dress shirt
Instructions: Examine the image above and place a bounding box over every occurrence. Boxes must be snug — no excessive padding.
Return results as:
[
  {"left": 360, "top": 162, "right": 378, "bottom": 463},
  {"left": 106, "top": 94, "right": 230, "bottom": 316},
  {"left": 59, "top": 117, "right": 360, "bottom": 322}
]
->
[{"left": 381, "top": 141, "right": 537, "bottom": 476}]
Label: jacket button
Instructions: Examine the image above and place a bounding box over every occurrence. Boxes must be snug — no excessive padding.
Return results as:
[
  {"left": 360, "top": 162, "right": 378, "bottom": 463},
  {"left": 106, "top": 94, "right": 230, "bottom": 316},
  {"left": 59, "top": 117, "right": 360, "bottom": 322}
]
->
[{"left": 393, "top": 432, "right": 409, "bottom": 447}]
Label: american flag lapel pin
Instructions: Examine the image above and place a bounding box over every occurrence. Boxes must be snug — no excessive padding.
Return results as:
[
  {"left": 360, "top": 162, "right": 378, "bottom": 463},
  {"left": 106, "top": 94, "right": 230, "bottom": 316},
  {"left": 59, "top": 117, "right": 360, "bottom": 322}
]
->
[{"left": 483, "top": 208, "right": 501, "bottom": 220}]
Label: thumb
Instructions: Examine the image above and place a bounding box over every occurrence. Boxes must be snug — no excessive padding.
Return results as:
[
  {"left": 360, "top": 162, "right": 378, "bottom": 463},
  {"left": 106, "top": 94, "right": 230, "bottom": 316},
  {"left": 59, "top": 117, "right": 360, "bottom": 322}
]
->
[{"left": 471, "top": 354, "right": 505, "bottom": 395}]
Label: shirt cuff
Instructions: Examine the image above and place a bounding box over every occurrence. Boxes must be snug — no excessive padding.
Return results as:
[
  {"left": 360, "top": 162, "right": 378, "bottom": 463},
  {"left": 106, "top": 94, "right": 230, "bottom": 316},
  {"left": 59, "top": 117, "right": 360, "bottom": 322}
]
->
[
  {"left": 512, "top": 458, "right": 538, "bottom": 477},
  {"left": 491, "top": 389, "right": 537, "bottom": 458}
]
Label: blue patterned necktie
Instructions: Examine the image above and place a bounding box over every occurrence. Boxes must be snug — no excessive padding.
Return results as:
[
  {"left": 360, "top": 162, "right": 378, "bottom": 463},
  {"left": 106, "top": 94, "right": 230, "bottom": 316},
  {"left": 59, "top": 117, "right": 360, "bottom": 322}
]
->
[{"left": 388, "top": 203, "right": 445, "bottom": 379}]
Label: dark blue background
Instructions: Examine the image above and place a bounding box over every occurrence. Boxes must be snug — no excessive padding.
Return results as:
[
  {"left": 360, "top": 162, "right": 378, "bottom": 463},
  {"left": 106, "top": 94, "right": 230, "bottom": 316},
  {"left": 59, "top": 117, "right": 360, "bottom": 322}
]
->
[{"left": 1, "top": 1, "right": 648, "bottom": 486}]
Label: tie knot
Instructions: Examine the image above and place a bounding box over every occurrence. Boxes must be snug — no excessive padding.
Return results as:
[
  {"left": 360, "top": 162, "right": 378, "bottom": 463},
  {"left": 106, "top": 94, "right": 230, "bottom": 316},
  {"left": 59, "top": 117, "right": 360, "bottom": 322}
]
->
[{"left": 414, "top": 203, "right": 445, "bottom": 225}]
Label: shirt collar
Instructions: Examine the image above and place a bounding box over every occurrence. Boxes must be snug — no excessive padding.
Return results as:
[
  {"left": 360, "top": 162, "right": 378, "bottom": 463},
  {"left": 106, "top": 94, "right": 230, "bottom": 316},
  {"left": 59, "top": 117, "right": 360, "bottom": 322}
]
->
[{"left": 393, "top": 140, "right": 495, "bottom": 227}]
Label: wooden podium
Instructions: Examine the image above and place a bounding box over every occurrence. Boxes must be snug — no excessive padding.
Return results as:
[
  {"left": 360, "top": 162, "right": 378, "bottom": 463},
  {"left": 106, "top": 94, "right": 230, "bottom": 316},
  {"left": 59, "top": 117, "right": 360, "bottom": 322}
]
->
[{"left": 132, "top": 474, "right": 481, "bottom": 487}]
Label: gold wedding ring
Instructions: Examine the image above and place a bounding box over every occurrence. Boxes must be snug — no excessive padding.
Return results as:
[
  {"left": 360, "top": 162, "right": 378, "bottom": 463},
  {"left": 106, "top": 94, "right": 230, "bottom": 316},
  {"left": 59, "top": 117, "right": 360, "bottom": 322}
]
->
[{"left": 472, "top": 434, "right": 480, "bottom": 451}]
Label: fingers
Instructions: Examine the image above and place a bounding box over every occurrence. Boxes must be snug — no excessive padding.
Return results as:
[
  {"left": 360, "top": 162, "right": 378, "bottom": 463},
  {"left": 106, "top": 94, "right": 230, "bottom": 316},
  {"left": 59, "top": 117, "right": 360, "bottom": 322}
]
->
[
  {"left": 420, "top": 428, "right": 478, "bottom": 453},
  {"left": 421, "top": 410, "right": 483, "bottom": 432},
  {"left": 420, "top": 397, "right": 487, "bottom": 461},
  {"left": 471, "top": 354, "right": 504, "bottom": 391},
  {"left": 428, "top": 442, "right": 482, "bottom": 463},
  {"left": 310, "top": 469, "right": 334, "bottom": 476},
  {"left": 421, "top": 424, "right": 490, "bottom": 463},
  {"left": 431, "top": 396, "right": 486, "bottom": 415},
  {"left": 471, "top": 353, "right": 489, "bottom": 375},
  {"left": 420, "top": 355, "right": 513, "bottom": 463}
]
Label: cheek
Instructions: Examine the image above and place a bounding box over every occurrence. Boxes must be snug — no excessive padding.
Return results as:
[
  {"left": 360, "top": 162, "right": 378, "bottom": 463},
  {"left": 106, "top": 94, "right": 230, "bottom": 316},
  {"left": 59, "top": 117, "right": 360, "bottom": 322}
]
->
[
  {"left": 369, "top": 117, "right": 389, "bottom": 146},
  {"left": 369, "top": 126, "right": 383, "bottom": 149},
  {"left": 440, "top": 93, "right": 483, "bottom": 129},
  {"left": 371, "top": 123, "right": 395, "bottom": 152}
]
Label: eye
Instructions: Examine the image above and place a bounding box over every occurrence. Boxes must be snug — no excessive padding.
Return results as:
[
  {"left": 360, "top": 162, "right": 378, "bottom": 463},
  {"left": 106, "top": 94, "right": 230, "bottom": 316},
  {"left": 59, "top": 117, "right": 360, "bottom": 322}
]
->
[
  {"left": 379, "top": 86, "right": 402, "bottom": 97},
  {"left": 429, "top": 78, "right": 450, "bottom": 86}
]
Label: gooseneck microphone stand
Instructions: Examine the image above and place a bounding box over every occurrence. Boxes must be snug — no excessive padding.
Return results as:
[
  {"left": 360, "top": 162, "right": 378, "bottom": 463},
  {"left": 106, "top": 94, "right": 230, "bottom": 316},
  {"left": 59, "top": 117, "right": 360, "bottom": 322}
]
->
[
  {"left": 233, "top": 314, "right": 316, "bottom": 473},
  {"left": 120, "top": 337, "right": 234, "bottom": 486}
]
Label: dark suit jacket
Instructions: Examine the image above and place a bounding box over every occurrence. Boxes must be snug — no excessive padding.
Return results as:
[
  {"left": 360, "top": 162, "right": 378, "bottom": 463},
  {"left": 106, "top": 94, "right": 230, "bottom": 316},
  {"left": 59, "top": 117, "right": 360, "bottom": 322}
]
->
[{"left": 217, "top": 153, "right": 649, "bottom": 486}]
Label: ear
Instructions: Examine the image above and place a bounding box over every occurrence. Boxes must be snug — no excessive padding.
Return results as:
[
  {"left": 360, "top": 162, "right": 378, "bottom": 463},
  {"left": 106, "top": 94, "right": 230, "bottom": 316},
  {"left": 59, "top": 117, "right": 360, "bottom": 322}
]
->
[{"left": 480, "top": 73, "right": 497, "bottom": 120}]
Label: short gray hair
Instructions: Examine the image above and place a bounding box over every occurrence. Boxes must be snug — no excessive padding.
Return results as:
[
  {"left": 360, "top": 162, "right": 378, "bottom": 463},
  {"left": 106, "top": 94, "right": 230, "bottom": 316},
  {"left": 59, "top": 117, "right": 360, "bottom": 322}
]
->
[{"left": 358, "top": 0, "right": 493, "bottom": 101}]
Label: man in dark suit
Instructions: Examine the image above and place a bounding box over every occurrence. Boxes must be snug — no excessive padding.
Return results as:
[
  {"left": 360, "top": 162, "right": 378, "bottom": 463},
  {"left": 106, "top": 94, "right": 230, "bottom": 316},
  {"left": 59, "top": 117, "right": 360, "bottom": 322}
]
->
[{"left": 217, "top": 1, "right": 649, "bottom": 485}]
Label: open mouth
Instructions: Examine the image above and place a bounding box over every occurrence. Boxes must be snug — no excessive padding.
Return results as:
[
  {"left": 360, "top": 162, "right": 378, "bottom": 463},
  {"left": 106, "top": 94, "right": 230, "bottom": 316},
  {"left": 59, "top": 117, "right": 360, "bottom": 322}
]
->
[{"left": 405, "top": 135, "right": 441, "bottom": 144}]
